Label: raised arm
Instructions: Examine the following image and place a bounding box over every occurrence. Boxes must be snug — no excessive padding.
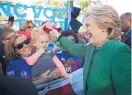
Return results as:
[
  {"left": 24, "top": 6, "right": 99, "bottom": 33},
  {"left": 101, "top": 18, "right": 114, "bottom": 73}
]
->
[
  {"left": 59, "top": 36, "right": 87, "bottom": 59},
  {"left": 44, "top": 22, "right": 88, "bottom": 59},
  {"left": 25, "top": 48, "right": 45, "bottom": 66}
]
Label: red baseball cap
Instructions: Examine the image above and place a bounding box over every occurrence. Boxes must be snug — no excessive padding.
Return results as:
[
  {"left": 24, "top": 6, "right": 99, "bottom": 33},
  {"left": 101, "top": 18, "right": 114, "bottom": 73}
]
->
[{"left": 18, "top": 31, "right": 31, "bottom": 39}]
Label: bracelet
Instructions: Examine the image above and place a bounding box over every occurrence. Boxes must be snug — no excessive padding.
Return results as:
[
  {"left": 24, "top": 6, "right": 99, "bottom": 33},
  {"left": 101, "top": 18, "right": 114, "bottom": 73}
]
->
[{"left": 57, "top": 35, "right": 63, "bottom": 42}]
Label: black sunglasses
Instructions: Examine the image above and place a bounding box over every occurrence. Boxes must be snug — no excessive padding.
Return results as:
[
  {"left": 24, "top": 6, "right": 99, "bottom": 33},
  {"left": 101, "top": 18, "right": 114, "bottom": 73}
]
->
[
  {"left": 27, "top": 26, "right": 34, "bottom": 29},
  {"left": 14, "top": 39, "right": 30, "bottom": 50}
]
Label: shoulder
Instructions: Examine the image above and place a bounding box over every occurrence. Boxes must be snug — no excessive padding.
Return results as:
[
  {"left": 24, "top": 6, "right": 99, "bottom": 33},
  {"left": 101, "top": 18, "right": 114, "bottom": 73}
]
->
[
  {"left": 97, "top": 40, "right": 131, "bottom": 62},
  {"left": 7, "top": 58, "right": 31, "bottom": 77},
  {"left": 8, "top": 58, "right": 28, "bottom": 67},
  {"left": 9, "top": 58, "right": 26, "bottom": 63},
  {"left": 104, "top": 40, "right": 131, "bottom": 65},
  {"left": 103, "top": 40, "right": 130, "bottom": 52}
]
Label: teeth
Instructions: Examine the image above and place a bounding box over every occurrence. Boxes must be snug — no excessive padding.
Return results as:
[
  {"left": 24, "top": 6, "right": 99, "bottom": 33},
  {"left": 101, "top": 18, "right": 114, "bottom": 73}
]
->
[{"left": 24, "top": 48, "right": 29, "bottom": 51}]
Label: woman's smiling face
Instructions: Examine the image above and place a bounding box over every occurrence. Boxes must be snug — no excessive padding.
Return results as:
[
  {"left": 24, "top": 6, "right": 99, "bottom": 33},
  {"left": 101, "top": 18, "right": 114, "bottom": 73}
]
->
[{"left": 14, "top": 35, "right": 32, "bottom": 57}]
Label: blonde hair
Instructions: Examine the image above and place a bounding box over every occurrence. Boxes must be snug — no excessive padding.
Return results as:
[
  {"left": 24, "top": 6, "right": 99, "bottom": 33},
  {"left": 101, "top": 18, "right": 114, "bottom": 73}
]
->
[
  {"left": 86, "top": 5, "right": 121, "bottom": 40},
  {"left": 32, "top": 34, "right": 50, "bottom": 51},
  {"left": 19, "top": 20, "right": 37, "bottom": 31},
  {"left": 30, "top": 28, "right": 48, "bottom": 45}
]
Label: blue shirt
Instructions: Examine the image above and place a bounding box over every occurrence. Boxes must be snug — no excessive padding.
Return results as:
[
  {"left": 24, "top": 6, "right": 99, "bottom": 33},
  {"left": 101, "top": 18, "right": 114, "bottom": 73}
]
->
[
  {"left": 6, "top": 58, "right": 32, "bottom": 80},
  {"left": 56, "top": 50, "right": 84, "bottom": 73}
]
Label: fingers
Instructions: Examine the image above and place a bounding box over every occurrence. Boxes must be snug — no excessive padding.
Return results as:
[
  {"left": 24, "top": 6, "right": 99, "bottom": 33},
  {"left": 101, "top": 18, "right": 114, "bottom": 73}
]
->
[
  {"left": 45, "top": 22, "right": 53, "bottom": 29},
  {"left": 43, "top": 70, "right": 51, "bottom": 75},
  {"left": 8, "top": 22, "right": 13, "bottom": 26},
  {"left": 62, "top": 74, "right": 70, "bottom": 79},
  {"left": 36, "top": 69, "right": 61, "bottom": 84},
  {"left": 49, "top": 29, "right": 61, "bottom": 39},
  {"left": 41, "top": 21, "right": 53, "bottom": 30},
  {"left": 47, "top": 68, "right": 61, "bottom": 80},
  {"left": 40, "top": 21, "right": 61, "bottom": 39},
  {"left": 2, "top": 23, "right": 11, "bottom": 28},
  {"left": 52, "top": 68, "right": 61, "bottom": 78}
]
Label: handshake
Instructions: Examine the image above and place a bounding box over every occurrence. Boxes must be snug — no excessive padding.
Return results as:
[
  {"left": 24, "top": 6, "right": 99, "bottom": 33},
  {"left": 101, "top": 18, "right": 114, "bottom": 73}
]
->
[
  {"left": 41, "top": 21, "right": 61, "bottom": 34},
  {"left": 40, "top": 21, "right": 62, "bottom": 41}
]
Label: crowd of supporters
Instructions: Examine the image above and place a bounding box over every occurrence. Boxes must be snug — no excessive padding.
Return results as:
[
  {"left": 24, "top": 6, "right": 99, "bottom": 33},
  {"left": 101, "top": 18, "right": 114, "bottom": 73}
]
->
[{"left": 0, "top": 5, "right": 131, "bottom": 95}]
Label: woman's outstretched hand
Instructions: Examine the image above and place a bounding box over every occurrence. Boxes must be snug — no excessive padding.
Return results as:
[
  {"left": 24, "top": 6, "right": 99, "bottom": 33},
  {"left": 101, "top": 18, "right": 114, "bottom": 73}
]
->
[
  {"left": 40, "top": 21, "right": 61, "bottom": 41},
  {"left": 49, "top": 27, "right": 61, "bottom": 41}
]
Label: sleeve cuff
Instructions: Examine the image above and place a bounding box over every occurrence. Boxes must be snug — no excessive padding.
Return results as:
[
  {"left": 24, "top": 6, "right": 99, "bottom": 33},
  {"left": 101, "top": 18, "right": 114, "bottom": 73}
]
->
[{"left": 58, "top": 35, "right": 63, "bottom": 42}]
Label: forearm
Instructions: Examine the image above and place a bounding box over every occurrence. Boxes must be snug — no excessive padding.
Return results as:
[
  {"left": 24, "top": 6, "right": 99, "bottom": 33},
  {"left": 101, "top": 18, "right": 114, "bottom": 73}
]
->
[
  {"left": 52, "top": 56, "right": 67, "bottom": 76},
  {"left": 59, "top": 37, "right": 87, "bottom": 59},
  {"left": 26, "top": 52, "right": 42, "bottom": 66}
]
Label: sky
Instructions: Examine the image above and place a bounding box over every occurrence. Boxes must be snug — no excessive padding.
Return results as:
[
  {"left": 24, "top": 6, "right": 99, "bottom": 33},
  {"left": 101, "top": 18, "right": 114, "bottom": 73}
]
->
[
  {"left": 3, "top": 0, "right": 132, "bottom": 15},
  {"left": 104, "top": 0, "right": 132, "bottom": 16},
  {"left": 1, "top": 0, "right": 132, "bottom": 21}
]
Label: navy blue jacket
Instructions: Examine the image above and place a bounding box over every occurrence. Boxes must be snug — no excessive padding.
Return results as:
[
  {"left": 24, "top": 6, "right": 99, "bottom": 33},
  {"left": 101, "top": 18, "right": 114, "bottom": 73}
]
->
[{"left": 122, "top": 29, "right": 131, "bottom": 48}]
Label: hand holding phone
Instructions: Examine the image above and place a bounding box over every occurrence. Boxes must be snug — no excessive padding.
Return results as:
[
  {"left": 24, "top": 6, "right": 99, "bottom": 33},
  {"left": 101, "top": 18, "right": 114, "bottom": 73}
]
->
[
  {"left": 1, "top": 23, "right": 11, "bottom": 28},
  {"left": 8, "top": 16, "right": 14, "bottom": 26}
]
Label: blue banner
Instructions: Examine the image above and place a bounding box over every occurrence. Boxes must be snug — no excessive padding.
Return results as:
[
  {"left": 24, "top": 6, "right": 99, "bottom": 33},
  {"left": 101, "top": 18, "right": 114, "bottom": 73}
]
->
[{"left": 0, "top": 2, "right": 68, "bottom": 29}]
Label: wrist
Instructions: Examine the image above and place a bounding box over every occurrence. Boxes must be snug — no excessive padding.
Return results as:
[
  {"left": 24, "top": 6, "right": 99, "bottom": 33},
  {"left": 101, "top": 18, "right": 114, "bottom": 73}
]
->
[
  {"left": 37, "top": 51, "right": 44, "bottom": 56},
  {"left": 57, "top": 33, "right": 61, "bottom": 38},
  {"left": 58, "top": 35, "right": 63, "bottom": 42}
]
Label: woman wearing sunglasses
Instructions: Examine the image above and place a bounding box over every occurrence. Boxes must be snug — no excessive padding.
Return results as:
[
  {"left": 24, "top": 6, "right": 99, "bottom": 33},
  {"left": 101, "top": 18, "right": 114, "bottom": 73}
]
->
[
  {"left": 5, "top": 34, "right": 32, "bottom": 79},
  {"left": 5, "top": 33, "right": 62, "bottom": 82}
]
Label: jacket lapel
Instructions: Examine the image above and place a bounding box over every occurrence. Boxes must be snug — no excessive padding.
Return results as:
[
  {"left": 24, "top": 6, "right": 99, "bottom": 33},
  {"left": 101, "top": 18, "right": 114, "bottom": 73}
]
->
[{"left": 83, "top": 45, "right": 96, "bottom": 95}]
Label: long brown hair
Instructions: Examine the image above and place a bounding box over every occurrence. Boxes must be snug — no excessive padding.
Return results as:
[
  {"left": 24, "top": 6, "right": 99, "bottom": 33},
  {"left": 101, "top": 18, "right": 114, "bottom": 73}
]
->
[
  {"left": 5, "top": 35, "right": 21, "bottom": 60},
  {"left": 1, "top": 28, "right": 15, "bottom": 40},
  {"left": 0, "top": 28, "right": 15, "bottom": 49}
]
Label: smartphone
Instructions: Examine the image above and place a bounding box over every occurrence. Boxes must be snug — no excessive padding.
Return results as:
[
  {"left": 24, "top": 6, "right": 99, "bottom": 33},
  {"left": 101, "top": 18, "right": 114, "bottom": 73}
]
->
[{"left": 8, "top": 16, "right": 14, "bottom": 26}]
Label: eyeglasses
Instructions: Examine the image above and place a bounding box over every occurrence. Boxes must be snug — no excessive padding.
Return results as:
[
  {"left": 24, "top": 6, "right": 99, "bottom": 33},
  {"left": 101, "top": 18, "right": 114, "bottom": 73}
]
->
[
  {"left": 14, "top": 39, "right": 30, "bottom": 50},
  {"left": 27, "top": 26, "right": 34, "bottom": 29}
]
